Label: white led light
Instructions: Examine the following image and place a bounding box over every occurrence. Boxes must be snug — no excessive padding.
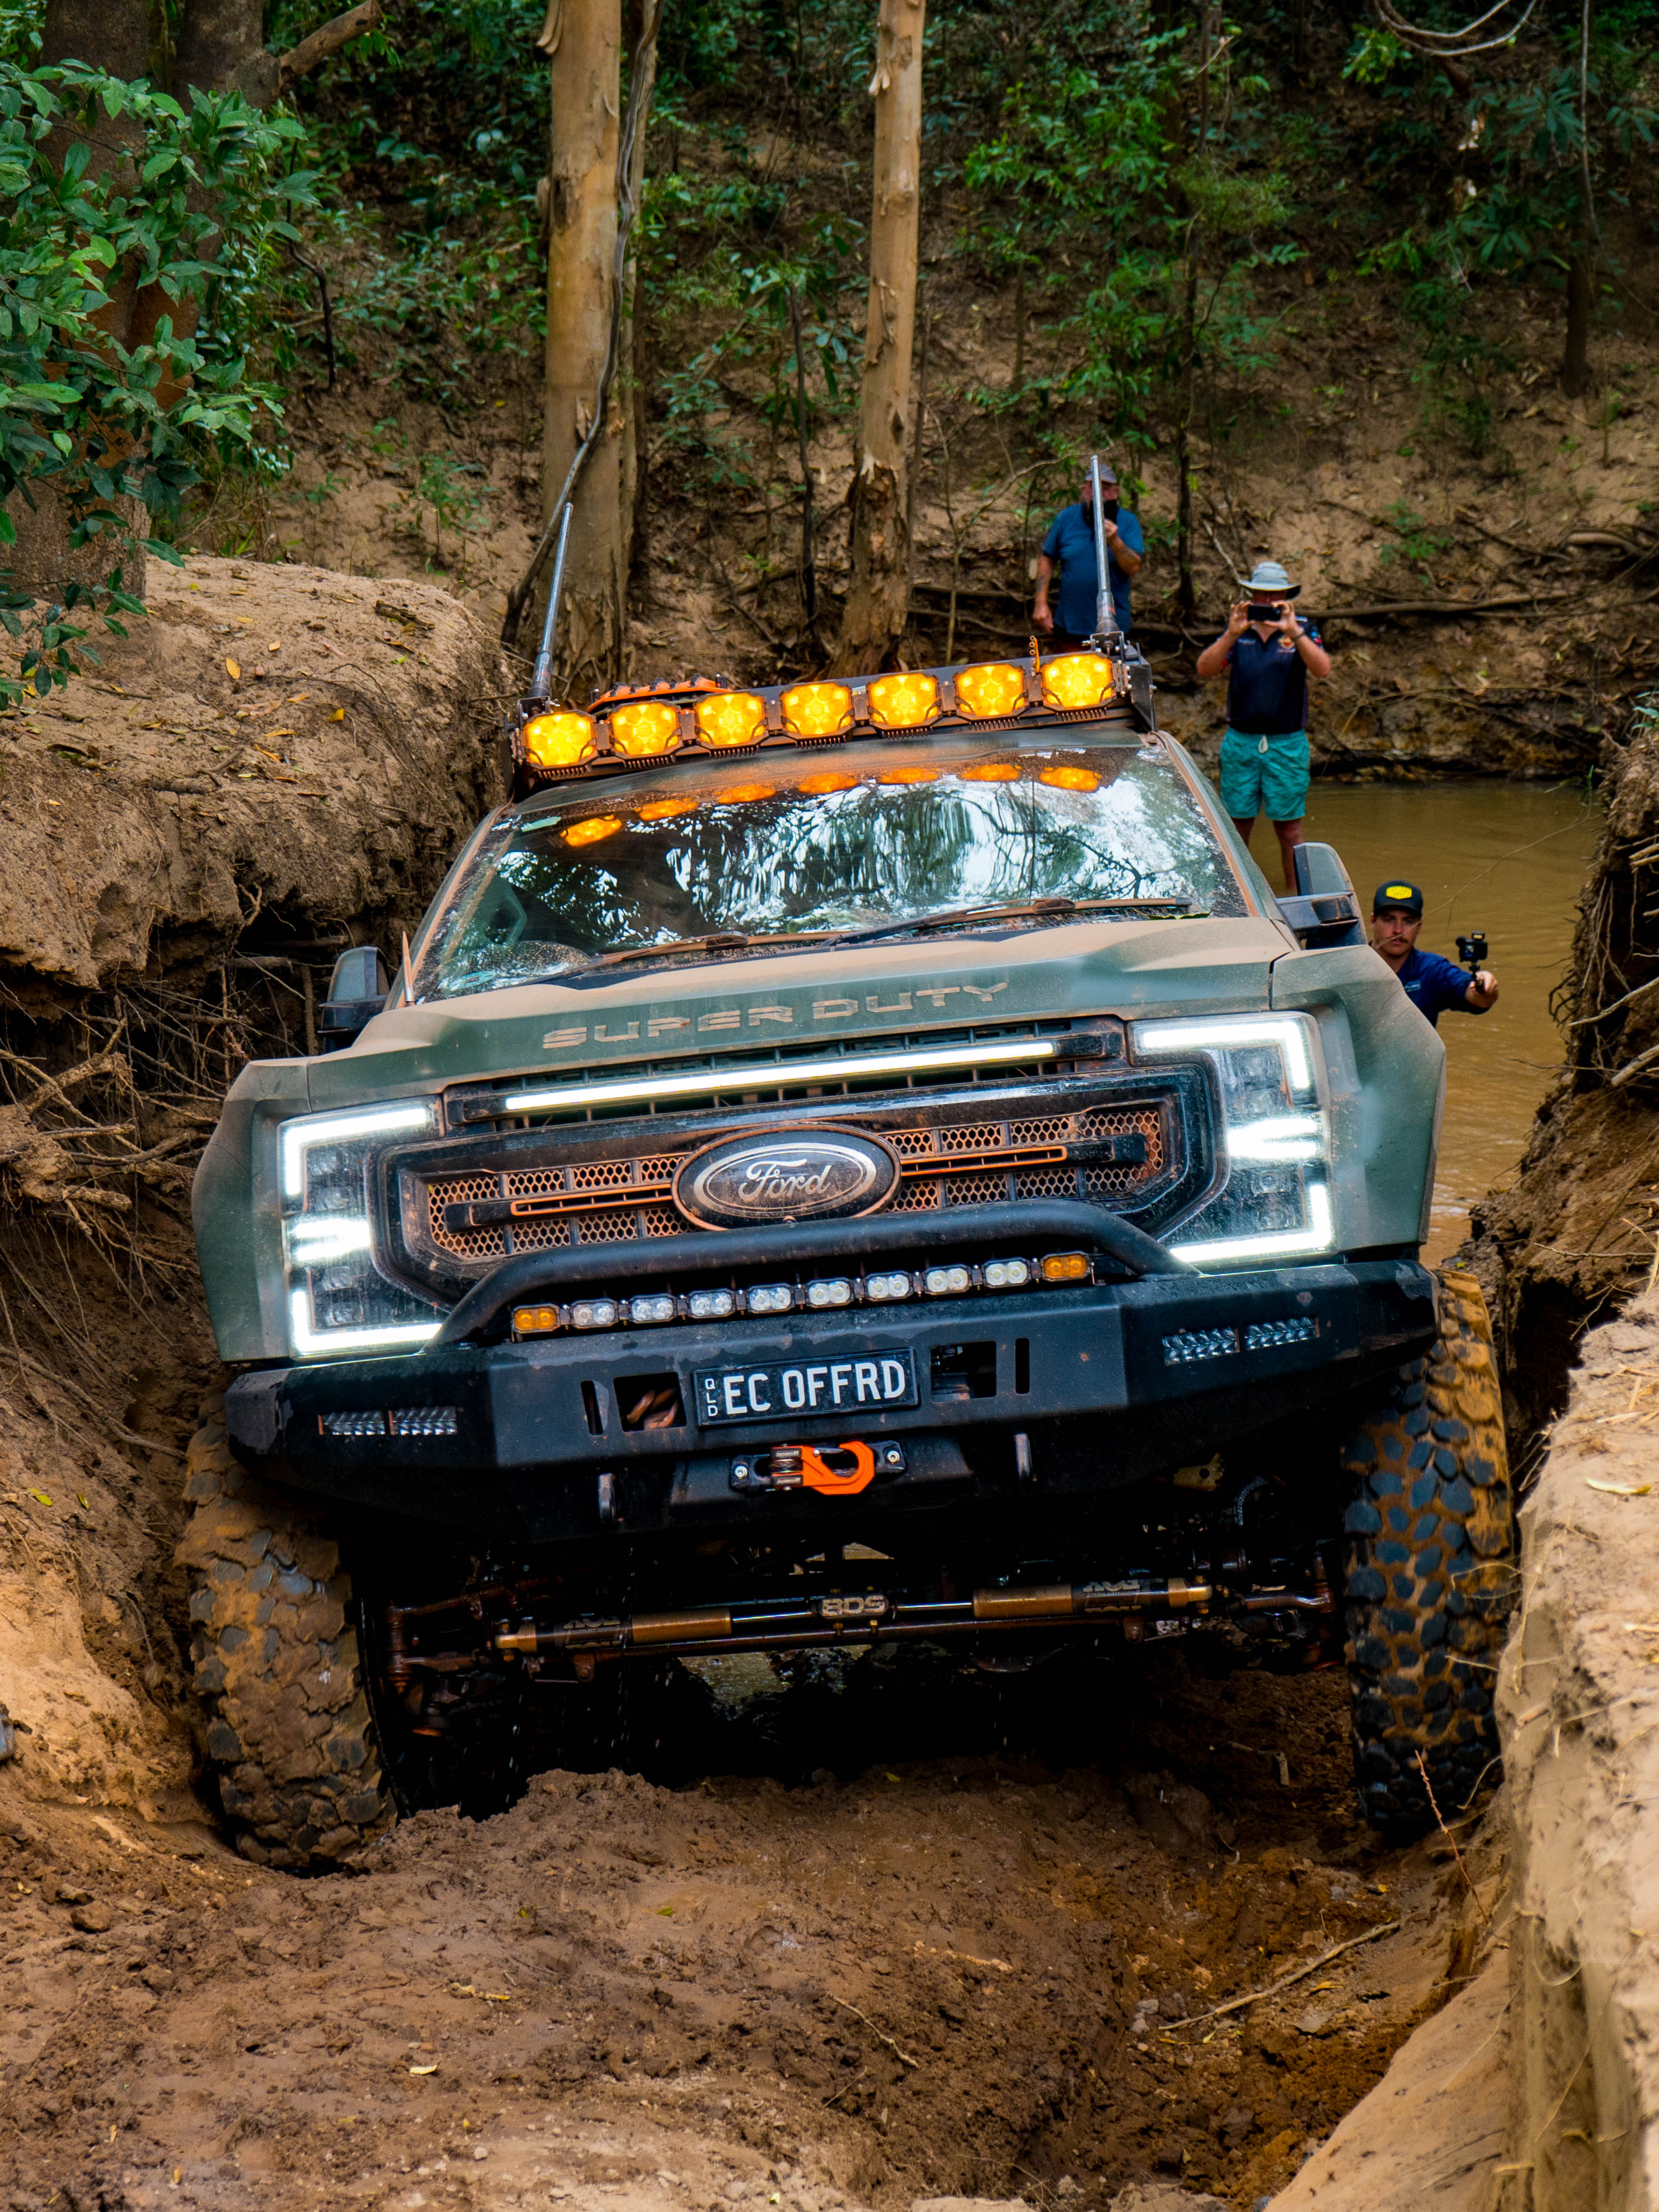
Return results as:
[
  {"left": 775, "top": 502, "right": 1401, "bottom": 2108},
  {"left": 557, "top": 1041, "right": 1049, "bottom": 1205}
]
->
[
  {"left": 687, "top": 1288, "right": 736, "bottom": 1320},
  {"left": 806, "top": 1277, "right": 854, "bottom": 1309},
  {"left": 569, "top": 1298, "right": 619, "bottom": 1330},
  {"left": 287, "top": 1217, "right": 374, "bottom": 1263},
  {"left": 1225, "top": 1115, "right": 1322, "bottom": 1164},
  {"left": 1134, "top": 1014, "right": 1316, "bottom": 1095},
  {"left": 863, "top": 1272, "right": 913, "bottom": 1302},
  {"left": 1169, "top": 1182, "right": 1335, "bottom": 1267},
  {"left": 745, "top": 1284, "right": 793, "bottom": 1315},
  {"left": 289, "top": 1290, "right": 439, "bottom": 1358},
  {"left": 280, "top": 1102, "right": 433, "bottom": 1199},
  {"left": 982, "top": 1258, "right": 1031, "bottom": 1289},
  {"left": 923, "top": 1264, "right": 972, "bottom": 1295},
  {"left": 627, "top": 1293, "right": 678, "bottom": 1324},
  {"left": 502, "top": 1038, "right": 1058, "bottom": 1117}
]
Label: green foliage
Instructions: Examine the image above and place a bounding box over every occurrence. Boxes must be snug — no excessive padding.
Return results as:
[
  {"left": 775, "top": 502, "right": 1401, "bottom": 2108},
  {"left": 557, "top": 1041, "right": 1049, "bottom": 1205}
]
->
[
  {"left": 1377, "top": 502, "right": 1453, "bottom": 580},
  {"left": 0, "top": 55, "right": 317, "bottom": 703}
]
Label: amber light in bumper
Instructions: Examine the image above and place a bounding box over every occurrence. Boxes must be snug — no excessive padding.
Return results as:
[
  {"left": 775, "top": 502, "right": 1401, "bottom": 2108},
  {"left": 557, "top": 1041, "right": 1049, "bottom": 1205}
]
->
[
  {"left": 522, "top": 710, "right": 597, "bottom": 768},
  {"left": 610, "top": 700, "right": 680, "bottom": 757},
  {"left": 512, "top": 1304, "right": 562, "bottom": 1335},
  {"left": 781, "top": 681, "right": 854, "bottom": 737},
  {"left": 955, "top": 662, "right": 1026, "bottom": 718},
  {"left": 1040, "top": 1250, "right": 1092, "bottom": 1283},
  {"left": 1041, "top": 652, "right": 1117, "bottom": 709},
  {"left": 868, "top": 672, "right": 939, "bottom": 728},
  {"left": 695, "top": 690, "right": 768, "bottom": 747}
]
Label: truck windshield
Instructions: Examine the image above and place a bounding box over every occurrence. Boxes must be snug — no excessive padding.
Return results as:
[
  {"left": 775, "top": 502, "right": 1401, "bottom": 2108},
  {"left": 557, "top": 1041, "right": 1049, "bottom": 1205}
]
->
[{"left": 418, "top": 739, "right": 1247, "bottom": 999}]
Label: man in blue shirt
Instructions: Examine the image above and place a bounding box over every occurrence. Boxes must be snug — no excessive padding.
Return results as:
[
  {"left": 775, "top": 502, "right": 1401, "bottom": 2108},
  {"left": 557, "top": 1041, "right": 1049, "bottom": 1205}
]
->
[
  {"left": 1033, "top": 462, "right": 1145, "bottom": 643},
  {"left": 1194, "top": 559, "right": 1332, "bottom": 890},
  {"left": 1369, "top": 881, "right": 1499, "bottom": 1028}
]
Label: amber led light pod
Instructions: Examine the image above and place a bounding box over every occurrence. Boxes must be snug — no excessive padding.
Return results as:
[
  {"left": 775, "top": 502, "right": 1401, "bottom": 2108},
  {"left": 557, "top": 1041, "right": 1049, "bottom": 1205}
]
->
[
  {"left": 1041, "top": 652, "right": 1116, "bottom": 710},
  {"left": 868, "top": 672, "right": 940, "bottom": 729},
  {"left": 695, "top": 690, "right": 767, "bottom": 747},
  {"left": 522, "top": 710, "right": 597, "bottom": 768},
  {"left": 610, "top": 700, "right": 681, "bottom": 757},
  {"left": 781, "top": 680, "right": 854, "bottom": 738},
  {"left": 955, "top": 662, "right": 1026, "bottom": 718},
  {"left": 512, "top": 1304, "right": 562, "bottom": 1335},
  {"left": 1039, "top": 1250, "right": 1091, "bottom": 1283}
]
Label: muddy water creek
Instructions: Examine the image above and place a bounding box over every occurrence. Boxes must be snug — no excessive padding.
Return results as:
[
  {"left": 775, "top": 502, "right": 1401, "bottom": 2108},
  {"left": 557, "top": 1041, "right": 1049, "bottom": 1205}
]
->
[{"left": 1299, "top": 778, "right": 1602, "bottom": 1266}]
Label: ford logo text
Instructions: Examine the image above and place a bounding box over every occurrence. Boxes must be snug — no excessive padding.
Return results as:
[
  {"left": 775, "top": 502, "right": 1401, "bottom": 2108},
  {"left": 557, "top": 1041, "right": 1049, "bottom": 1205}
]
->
[{"left": 674, "top": 1125, "right": 901, "bottom": 1230}]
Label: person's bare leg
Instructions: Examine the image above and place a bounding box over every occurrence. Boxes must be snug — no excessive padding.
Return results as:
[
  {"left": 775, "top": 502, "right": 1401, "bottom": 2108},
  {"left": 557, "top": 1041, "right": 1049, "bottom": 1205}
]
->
[
  {"left": 1230, "top": 814, "right": 1257, "bottom": 855},
  {"left": 1272, "top": 815, "right": 1306, "bottom": 892}
]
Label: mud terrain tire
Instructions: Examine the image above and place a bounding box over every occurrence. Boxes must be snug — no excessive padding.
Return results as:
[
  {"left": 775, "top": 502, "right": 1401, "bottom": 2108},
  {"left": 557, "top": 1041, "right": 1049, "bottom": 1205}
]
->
[
  {"left": 176, "top": 1400, "right": 397, "bottom": 1869},
  {"left": 1341, "top": 1267, "right": 1514, "bottom": 1828}
]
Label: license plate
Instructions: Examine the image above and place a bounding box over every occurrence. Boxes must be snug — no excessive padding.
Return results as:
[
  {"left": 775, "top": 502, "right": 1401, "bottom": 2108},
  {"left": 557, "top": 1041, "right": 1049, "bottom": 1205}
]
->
[{"left": 693, "top": 1350, "right": 918, "bottom": 1427}]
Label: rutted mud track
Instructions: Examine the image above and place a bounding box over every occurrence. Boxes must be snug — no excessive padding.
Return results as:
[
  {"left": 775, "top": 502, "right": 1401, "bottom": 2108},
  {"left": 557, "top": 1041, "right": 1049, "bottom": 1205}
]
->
[{"left": 1, "top": 1622, "right": 1473, "bottom": 2212}]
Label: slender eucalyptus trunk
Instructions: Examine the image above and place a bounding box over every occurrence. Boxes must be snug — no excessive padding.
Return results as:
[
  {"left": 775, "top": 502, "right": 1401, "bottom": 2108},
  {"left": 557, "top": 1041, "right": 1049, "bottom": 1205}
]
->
[
  {"left": 541, "top": 0, "right": 626, "bottom": 693},
  {"left": 834, "top": 0, "right": 925, "bottom": 674}
]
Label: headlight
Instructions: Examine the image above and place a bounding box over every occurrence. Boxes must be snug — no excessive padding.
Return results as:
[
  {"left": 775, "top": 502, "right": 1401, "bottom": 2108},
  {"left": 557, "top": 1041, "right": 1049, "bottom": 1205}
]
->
[
  {"left": 280, "top": 1101, "right": 443, "bottom": 1357},
  {"left": 1133, "top": 1014, "right": 1334, "bottom": 1268}
]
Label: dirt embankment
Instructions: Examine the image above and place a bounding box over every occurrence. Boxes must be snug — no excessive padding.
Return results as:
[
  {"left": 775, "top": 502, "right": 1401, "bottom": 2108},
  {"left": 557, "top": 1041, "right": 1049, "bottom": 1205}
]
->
[{"left": 1467, "top": 705, "right": 1659, "bottom": 1453}]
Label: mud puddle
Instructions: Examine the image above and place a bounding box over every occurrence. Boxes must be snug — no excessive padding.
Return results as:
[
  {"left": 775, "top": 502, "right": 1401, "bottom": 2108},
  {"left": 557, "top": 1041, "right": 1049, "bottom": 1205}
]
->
[{"left": 1, "top": 1642, "right": 1466, "bottom": 2212}]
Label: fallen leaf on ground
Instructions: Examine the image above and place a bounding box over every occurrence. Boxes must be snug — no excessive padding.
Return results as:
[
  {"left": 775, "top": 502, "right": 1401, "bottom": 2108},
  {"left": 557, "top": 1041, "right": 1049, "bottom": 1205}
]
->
[
  {"left": 225, "top": 659, "right": 240, "bottom": 680},
  {"left": 1586, "top": 1478, "right": 1652, "bottom": 1496}
]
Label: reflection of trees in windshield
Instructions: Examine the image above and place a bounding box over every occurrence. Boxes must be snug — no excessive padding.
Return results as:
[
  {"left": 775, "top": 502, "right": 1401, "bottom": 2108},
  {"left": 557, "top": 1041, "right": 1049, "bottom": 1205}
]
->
[{"left": 430, "top": 753, "right": 1242, "bottom": 996}]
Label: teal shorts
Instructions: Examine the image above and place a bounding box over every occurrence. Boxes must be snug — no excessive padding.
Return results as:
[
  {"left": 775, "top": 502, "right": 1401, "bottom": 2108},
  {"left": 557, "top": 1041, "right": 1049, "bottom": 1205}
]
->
[{"left": 1218, "top": 727, "right": 1310, "bottom": 823}]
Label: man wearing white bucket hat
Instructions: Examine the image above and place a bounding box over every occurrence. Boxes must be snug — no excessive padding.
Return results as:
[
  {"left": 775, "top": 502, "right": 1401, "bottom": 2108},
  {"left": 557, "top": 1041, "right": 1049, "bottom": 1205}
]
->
[{"left": 1194, "top": 559, "right": 1331, "bottom": 890}]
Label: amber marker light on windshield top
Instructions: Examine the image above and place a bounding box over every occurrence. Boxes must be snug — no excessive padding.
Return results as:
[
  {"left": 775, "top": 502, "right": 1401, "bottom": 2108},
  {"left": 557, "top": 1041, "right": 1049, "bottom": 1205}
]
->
[
  {"left": 695, "top": 690, "right": 768, "bottom": 747},
  {"left": 880, "top": 767, "right": 936, "bottom": 785},
  {"left": 637, "top": 797, "right": 698, "bottom": 822},
  {"left": 799, "top": 771, "right": 859, "bottom": 794},
  {"left": 1041, "top": 764, "right": 1101, "bottom": 793},
  {"left": 610, "top": 700, "right": 680, "bottom": 757},
  {"left": 781, "top": 681, "right": 853, "bottom": 738},
  {"left": 868, "top": 672, "right": 939, "bottom": 729},
  {"left": 565, "top": 815, "right": 623, "bottom": 847},
  {"left": 955, "top": 662, "right": 1026, "bottom": 718},
  {"left": 522, "top": 710, "right": 597, "bottom": 768},
  {"left": 714, "top": 783, "right": 775, "bottom": 804},
  {"left": 959, "top": 762, "right": 1021, "bottom": 782},
  {"left": 1041, "top": 652, "right": 1117, "bottom": 710}
]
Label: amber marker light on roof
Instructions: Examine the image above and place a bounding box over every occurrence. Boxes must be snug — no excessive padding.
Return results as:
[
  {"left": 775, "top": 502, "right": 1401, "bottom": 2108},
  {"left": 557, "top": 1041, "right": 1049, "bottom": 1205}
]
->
[
  {"left": 1040, "top": 764, "right": 1101, "bottom": 793},
  {"left": 610, "top": 700, "right": 680, "bottom": 757},
  {"left": 522, "top": 710, "right": 597, "bottom": 768},
  {"left": 565, "top": 815, "right": 623, "bottom": 847},
  {"left": 868, "top": 672, "right": 940, "bottom": 728},
  {"left": 714, "top": 782, "right": 776, "bottom": 804},
  {"left": 781, "top": 680, "right": 853, "bottom": 738},
  {"left": 959, "top": 762, "right": 1021, "bottom": 782},
  {"left": 798, "top": 770, "right": 859, "bottom": 794},
  {"left": 1041, "top": 652, "right": 1116, "bottom": 710},
  {"left": 955, "top": 662, "right": 1026, "bottom": 718},
  {"left": 694, "top": 690, "right": 768, "bottom": 747},
  {"left": 880, "top": 767, "right": 937, "bottom": 785},
  {"left": 636, "top": 797, "right": 698, "bottom": 822}
]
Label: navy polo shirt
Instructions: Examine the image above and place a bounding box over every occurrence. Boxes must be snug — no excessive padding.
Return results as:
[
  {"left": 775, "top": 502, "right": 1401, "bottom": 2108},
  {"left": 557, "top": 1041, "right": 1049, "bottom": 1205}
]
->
[
  {"left": 1041, "top": 503, "right": 1145, "bottom": 634},
  {"left": 1397, "top": 945, "right": 1485, "bottom": 1029},
  {"left": 1225, "top": 623, "right": 1323, "bottom": 735}
]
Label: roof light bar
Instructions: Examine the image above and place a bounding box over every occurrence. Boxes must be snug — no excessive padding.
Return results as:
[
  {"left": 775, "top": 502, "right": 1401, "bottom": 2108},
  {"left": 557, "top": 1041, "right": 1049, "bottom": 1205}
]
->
[{"left": 500, "top": 1037, "right": 1059, "bottom": 1117}]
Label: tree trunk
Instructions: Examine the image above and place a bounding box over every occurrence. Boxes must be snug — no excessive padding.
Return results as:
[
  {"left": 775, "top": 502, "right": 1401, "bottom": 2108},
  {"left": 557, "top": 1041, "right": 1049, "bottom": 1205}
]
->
[
  {"left": 618, "top": 0, "right": 660, "bottom": 594},
  {"left": 1561, "top": 248, "right": 1593, "bottom": 400},
  {"left": 173, "top": 0, "right": 277, "bottom": 103},
  {"left": 834, "top": 0, "right": 925, "bottom": 675},
  {"left": 540, "top": 0, "right": 626, "bottom": 695}
]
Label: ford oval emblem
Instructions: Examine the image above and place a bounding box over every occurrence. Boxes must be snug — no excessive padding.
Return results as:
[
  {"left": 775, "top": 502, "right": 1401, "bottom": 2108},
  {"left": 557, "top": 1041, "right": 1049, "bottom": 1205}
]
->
[{"left": 674, "top": 1124, "right": 901, "bottom": 1230}]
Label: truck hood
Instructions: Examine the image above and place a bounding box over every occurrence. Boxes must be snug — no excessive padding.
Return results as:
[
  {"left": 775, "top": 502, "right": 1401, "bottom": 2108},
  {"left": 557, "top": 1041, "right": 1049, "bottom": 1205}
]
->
[{"left": 297, "top": 913, "right": 1294, "bottom": 1109}]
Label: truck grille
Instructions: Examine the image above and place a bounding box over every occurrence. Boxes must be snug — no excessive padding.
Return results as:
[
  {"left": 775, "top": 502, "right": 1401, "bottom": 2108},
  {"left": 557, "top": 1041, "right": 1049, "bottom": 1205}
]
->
[{"left": 400, "top": 1084, "right": 1185, "bottom": 1285}]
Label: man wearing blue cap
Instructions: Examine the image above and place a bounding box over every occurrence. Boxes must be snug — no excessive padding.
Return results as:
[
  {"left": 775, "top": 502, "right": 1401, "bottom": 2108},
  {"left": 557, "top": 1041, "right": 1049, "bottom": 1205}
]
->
[
  {"left": 1195, "top": 560, "right": 1331, "bottom": 889},
  {"left": 1369, "top": 882, "right": 1499, "bottom": 1026},
  {"left": 1032, "top": 462, "right": 1145, "bottom": 646}
]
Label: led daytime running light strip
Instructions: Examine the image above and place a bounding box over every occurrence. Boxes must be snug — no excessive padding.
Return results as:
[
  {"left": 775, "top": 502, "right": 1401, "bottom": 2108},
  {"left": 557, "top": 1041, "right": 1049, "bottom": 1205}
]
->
[
  {"left": 501, "top": 1037, "right": 1059, "bottom": 1117},
  {"left": 280, "top": 1102, "right": 433, "bottom": 1199},
  {"left": 1167, "top": 1181, "right": 1335, "bottom": 1267}
]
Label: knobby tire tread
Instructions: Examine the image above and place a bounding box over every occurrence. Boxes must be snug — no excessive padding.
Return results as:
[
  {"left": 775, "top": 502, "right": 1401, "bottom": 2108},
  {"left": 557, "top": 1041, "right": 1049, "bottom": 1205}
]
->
[{"left": 1342, "top": 1267, "right": 1515, "bottom": 1827}]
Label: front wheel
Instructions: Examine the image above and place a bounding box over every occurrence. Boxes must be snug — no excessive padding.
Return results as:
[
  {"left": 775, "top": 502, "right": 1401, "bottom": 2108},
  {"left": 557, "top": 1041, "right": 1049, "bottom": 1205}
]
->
[
  {"left": 1340, "top": 1267, "right": 1515, "bottom": 1828},
  {"left": 176, "top": 1403, "right": 398, "bottom": 1869}
]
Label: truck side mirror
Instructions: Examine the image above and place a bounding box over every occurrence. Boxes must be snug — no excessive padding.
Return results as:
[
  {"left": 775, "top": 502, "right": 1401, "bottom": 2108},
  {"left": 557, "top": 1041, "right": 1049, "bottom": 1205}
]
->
[
  {"left": 318, "top": 945, "right": 390, "bottom": 1052},
  {"left": 1278, "top": 842, "right": 1365, "bottom": 948}
]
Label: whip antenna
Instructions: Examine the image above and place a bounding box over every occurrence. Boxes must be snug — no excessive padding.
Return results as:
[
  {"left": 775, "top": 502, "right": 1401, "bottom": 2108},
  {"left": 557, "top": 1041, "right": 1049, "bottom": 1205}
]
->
[
  {"left": 1087, "top": 454, "right": 1120, "bottom": 649},
  {"left": 528, "top": 503, "right": 574, "bottom": 707}
]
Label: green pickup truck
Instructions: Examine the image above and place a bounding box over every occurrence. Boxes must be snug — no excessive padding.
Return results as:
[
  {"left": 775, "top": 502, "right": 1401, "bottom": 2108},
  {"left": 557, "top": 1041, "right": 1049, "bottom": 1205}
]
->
[{"left": 182, "top": 644, "right": 1513, "bottom": 1866}]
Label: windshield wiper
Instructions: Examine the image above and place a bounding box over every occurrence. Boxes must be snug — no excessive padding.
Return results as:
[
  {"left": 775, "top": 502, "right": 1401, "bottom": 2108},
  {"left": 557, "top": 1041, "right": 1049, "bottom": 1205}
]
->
[
  {"left": 589, "top": 928, "right": 838, "bottom": 968},
  {"left": 804, "top": 893, "right": 1195, "bottom": 952}
]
